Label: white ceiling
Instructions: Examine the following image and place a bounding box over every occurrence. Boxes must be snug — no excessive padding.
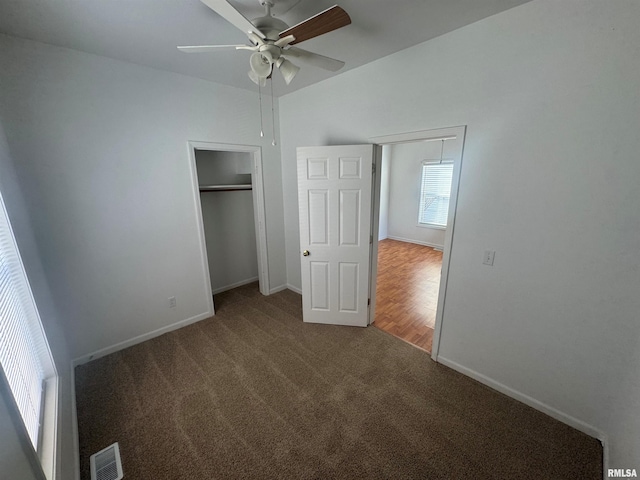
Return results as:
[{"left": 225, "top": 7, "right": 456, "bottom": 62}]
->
[{"left": 0, "top": 0, "right": 532, "bottom": 97}]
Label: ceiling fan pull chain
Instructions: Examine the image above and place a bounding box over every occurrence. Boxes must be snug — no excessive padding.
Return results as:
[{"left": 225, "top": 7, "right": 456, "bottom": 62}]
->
[
  {"left": 270, "top": 78, "right": 276, "bottom": 146},
  {"left": 258, "top": 81, "right": 264, "bottom": 138}
]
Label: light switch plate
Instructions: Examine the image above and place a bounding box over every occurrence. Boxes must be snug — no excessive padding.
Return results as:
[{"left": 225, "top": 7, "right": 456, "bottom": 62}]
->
[{"left": 483, "top": 250, "right": 495, "bottom": 266}]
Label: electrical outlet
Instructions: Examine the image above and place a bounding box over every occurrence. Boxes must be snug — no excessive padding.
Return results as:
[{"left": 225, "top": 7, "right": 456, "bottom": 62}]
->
[
  {"left": 169, "top": 296, "right": 176, "bottom": 309},
  {"left": 483, "top": 250, "right": 495, "bottom": 266}
]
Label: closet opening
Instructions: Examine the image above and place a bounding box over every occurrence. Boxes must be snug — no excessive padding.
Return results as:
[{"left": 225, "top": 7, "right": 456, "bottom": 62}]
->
[{"left": 188, "top": 142, "right": 270, "bottom": 315}]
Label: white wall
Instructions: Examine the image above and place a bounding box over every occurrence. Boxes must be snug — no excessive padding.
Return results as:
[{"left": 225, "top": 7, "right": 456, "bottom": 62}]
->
[
  {"left": 0, "top": 123, "right": 75, "bottom": 480},
  {"left": 377, "top": 146, "right": 390, "bottom": 240},
  {"left": 386, "top": 141, "right": 455, "bottom": 248},
  {"left": 0, "top": 34, "right": 287, "bottom": 360},
  {"left": 195, "top": 150, "right": 259, "bottom": 293},
  {"left": 280, "top": 0, "right": 640, "bottom": 471}
]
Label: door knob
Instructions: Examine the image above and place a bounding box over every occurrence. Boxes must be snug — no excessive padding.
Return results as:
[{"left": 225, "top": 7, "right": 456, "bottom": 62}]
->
[{"left": 302, "top": 250, "right": 310, "bottom": 257}]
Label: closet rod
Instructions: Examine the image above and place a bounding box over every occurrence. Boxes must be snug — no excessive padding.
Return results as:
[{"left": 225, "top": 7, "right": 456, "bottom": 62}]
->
[{"left": 199, "top": 184, "right": 252, "bottom": 192}]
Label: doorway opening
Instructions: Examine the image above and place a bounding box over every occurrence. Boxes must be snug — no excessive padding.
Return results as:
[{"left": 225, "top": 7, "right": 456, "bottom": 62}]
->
[
  {"left": 188, "top": 141, "right": 270, "bottom": 316},
  {"left": 368, "top": 126, "right": 466, "bottom": 358},
  {"left": 374, "top": 238, "right": 442, "bottom": 352}
]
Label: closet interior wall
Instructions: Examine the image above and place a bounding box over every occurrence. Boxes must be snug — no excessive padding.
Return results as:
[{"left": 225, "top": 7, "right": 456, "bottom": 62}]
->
[{"left": 195, "top": 149, "right": 259, "bottom": 294}]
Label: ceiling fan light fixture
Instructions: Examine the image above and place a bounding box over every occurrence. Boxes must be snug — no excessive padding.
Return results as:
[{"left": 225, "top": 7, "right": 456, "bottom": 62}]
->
[
  {"left": 250, "top": 51, "right": 273, "bottom": 78},
  {"left": 276, "top": 58, "right": 300, "bottom": 85},
  {"left": 248, "top": 70, "right": 267, "bottom": 87}
]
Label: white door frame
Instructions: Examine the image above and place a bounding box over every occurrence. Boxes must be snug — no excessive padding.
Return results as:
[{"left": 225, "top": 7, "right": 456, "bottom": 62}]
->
[
  {"left": 187, "top": 141, "right": 270, "bottom": 313},
  {"left": 368, "top": 126, "right": 466, "bottom": 361}
]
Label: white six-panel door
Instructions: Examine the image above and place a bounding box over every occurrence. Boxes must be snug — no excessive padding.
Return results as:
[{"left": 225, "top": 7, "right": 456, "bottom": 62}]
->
[{"left": 297, "top": 145, "right": 374, "bottom": 326}]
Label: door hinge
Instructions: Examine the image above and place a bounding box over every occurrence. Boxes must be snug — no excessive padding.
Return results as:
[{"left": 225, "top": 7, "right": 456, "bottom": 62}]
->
[
  {"left": 372, "top": 162, "right": 376, "bottom": 174},
  {"left": 370, "top": 235, "right": 373, "bottom": 244},
  {"left": 368, "top": 298, "right": 371, "bottom": 306}
]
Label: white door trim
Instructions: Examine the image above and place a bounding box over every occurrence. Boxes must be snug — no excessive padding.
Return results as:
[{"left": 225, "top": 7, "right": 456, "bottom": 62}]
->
[
  {"left": 369, "top": 126, "right": 466, "bottom": 362},
  {"left": 187, "top": 141, "right": 270, "bottom": 311}
]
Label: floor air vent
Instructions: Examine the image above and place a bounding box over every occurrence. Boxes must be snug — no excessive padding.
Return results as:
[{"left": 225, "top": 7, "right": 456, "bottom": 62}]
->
[{"left": 90, "top": 442, "right": 124, "bottom": 480}]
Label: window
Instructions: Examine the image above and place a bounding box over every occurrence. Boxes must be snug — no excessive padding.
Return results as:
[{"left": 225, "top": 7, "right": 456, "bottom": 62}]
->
[
  {"left": 0, "top": 191, "right": 56, "bottom": 457},
  {"left": 418, "top": 162, "right": 454, "bottom": 227}
]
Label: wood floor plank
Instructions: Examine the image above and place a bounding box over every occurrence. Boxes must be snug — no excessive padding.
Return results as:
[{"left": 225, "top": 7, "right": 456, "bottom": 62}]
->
[{"left": 373, "top": 239, "right": 443, "bottom": 352}]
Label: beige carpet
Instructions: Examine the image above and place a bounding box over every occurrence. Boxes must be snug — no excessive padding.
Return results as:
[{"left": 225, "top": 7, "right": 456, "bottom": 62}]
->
[{"left": 75, "top": 283, "right": 602, "bottom": 479}]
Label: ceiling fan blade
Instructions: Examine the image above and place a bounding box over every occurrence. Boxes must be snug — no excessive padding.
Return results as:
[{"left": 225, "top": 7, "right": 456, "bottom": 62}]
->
[
  {"left": 283, "top": 47, "right": 345, "bottom": 72},
  {"left": 178, "top": 45, "right": 252, "bottom": 53},
  {"left": 200, "top": 0, "right": 265, "bottom": 39},
  {"left": 279, "top": 5, "right": 351, "bottom": 45}
]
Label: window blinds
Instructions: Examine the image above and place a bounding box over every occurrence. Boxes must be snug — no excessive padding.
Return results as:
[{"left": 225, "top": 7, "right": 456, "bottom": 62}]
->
[
  {"left": 0, "top": 195, "right": 51, "bottom": 450},
  {"left": 418, "top": 163, "right": 454, "bottom": 227}
]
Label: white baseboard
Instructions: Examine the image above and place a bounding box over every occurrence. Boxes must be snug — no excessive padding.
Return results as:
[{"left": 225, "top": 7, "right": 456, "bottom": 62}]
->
[
  {"left": 211, "top": 276, "right": 259, "bottom": 295},
  {"left": 269, "top": 283, "right": 302, "bottom": 295},
  {"left": 436, "top": 356, "right": 605, "bottom": 442},
  {"left": 269, "top": 284, "right": 288, "bottom": 294},
  {"left": 72, "top": 310, "right": 212, "bottom": 366},
  {"left": 387, "top": 235, "right": 444, "bottom": 251}
]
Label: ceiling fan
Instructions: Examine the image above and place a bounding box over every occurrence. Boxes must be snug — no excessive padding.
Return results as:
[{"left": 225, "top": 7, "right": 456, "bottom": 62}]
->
[{"left": 178, "top": 0, "right": 351, "bottom": 86}]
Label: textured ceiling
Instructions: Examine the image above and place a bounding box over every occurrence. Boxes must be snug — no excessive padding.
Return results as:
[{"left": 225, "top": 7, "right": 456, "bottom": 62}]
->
[{"left": 0, "top": 0, "right": 532, "bottom": 96}]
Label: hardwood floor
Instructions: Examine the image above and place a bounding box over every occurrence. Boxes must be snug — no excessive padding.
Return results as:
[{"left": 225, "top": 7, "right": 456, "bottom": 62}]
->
[{"left": 373, "top": 239, "right": 443, "bottom": 353}]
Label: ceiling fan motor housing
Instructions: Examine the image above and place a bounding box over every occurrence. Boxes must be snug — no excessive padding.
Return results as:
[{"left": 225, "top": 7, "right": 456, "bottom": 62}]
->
[{"left": 251, "top": 15, "right": 289, "bottom": 42}]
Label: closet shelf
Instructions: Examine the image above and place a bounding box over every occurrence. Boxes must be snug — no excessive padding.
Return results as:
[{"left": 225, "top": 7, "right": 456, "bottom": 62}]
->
[{"left": 199, "top": 184, "right": 252, "bottom": 192}]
